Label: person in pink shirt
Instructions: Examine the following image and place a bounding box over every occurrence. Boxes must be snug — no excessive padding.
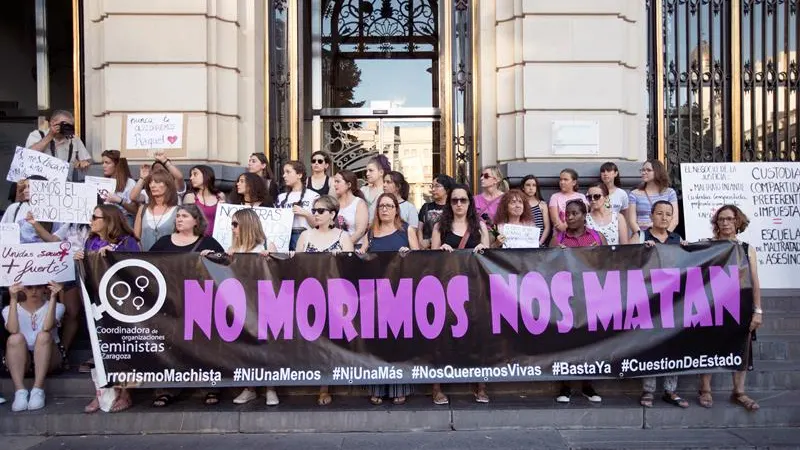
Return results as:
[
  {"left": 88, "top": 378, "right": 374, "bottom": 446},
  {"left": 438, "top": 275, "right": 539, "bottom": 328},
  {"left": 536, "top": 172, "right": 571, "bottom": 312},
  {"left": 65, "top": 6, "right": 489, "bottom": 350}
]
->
[
  {"left": 548, "top": 168, "right": 587, "bottom": 234},
  {"left": 474, "top": 166, "right": 508, "bottom": 222}
]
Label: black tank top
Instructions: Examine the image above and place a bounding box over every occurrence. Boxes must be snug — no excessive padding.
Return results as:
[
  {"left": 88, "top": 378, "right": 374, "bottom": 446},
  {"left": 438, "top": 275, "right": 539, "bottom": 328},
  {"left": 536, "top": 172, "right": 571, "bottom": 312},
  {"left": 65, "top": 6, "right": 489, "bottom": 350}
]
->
[
  {"left": 443, "top": 230, "right": 481, "bottom": 249},
  {"left": 306, "top": 175, "right": 330, "bottom": 196}
]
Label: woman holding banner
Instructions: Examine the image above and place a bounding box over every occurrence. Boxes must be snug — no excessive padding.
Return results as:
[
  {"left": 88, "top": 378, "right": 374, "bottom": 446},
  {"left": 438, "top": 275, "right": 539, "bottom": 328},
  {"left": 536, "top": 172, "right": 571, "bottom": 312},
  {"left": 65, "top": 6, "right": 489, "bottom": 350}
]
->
[
  {"left": 277, "top": 161, "right": 320, "bottom": 251},
  {"left": 698, "top": 205, "right": 763, "bottom": 412},
  {"left": 134, "top": 171, "right": 180, "bottom": 251},
  {"left": 383, "top": 171, "right": 419, "bottom": 230},
  {"left": 627, "top": 159, "right": 679, "bottom": 236},
  {"left": 296, "top": 195, "right": 354, "bottom": 406},
  {"left": 432, "top": 184, "right": 491, "bottom": 404},
  {"left": 586, "top": 183, "right": 629, "bottom": 246},
  {"left": 333, "top": 170, "right": 369, "bottom": 246},
  {"left": 183, "top": 165, "right": 226, "bottom": 236},
  {"left": 492, "top": 189, "right": 537, "bottom": 249},
  {"left": 550, "top": 199, "right": 606, "bottom": 404}
]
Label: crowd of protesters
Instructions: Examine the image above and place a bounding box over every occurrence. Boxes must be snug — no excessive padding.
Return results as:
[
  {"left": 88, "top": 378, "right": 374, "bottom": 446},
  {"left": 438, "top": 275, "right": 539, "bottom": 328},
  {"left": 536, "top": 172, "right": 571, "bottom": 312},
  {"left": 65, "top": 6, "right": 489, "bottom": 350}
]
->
[{"left": 0, "top": 110, "right": 763, "bottom": 414}]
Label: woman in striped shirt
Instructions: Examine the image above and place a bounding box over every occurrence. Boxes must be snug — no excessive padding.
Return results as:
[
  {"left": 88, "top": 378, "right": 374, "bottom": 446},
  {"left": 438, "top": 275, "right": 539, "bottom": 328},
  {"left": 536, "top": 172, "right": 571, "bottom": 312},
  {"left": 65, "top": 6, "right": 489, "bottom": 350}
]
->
[{"left": 520, "top": 175, "right": 551, "bottom": 247}]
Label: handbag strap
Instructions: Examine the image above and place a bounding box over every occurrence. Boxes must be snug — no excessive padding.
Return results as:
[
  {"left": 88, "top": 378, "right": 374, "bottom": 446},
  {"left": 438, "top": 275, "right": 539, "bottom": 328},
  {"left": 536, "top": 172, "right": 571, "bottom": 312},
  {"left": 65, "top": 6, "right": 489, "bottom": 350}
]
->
[
  {"left": 457, "top": 231, "right": 471, "bottom": 249},
  {"left": 190, "top": 236, "right": 204, "bottom": 253}
]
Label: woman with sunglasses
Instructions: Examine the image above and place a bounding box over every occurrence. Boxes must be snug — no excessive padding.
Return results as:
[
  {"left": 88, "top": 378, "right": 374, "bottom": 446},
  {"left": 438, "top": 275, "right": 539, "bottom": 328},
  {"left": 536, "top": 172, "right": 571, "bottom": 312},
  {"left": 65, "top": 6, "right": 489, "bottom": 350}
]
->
[
  {"left": 697, "top": 205, "right": 763, "bottom": 412},
  {"left": 307, "top": 151, "right": 334, "bottom": 196},
  {"left": 586, "top": 183, "right": 629, "bottom": 246},
  {"left": 333, "top": 170, "right": 369, "bottom": 246},
  {"left": 247, "top": 152, "right": 281, "bottom": 202},
  {"left": 361, "top": 154, "right": 391, "bottom": 221},
  {"left": 492, "top": 189, "right": 538, "bottom": 248},
  {"left": 520, "top": 175, "right": 551, "bottom": 247},
  {"left": 183, "top": 165, "right": 226, "bottom": 236},
  {"left": 229, "top": 172, "right": 273, "bottom": 208},
  {"left": 550, "top": 199, "right": 605, "bottom": 404},
  {"left": 278, "top": 161, "right": 320, "bottom": 250},
  {"left": 358, "top": 193, "right": 418, "bottom": 405},
  {"left": 432, "top": 184, "right": 491, "bottom": 404},
  {"left": 99, "top": 150, "right": 139, "bottom": 223},
  {"left": 627, "top": 159, "right": 678, "bottom": 237},
  {"left": 296, "top": 195, "right": 354, "bottom": 406},
  {"left": 475, "top": 166, "right": 509, "bottom": 221},
  {"left": 383, "top": 171, "right": 419, "bottom": 230}
]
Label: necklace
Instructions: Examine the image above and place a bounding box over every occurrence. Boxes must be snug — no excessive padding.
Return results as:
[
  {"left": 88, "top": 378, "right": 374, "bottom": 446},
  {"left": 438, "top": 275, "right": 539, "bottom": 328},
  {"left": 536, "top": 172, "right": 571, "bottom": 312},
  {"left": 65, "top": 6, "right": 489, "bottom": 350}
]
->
[{"left": 150, "top": 204, "right": 170, "bottom": 238}]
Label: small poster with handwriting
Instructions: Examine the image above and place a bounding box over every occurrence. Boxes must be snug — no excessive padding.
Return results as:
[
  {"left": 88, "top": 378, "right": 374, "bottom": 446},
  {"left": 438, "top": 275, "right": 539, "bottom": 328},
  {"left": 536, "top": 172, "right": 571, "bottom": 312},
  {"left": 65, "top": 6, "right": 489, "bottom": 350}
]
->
[
  {"left": 0, "top": 223, "right": 20, "bottom": 245},
  {"left": 122, "top": 113, "right": 186, "bottom": 159},
  {"left": 681, "top": 162, "right": 800, "bottom": 289},
  {"left": 6, "top": 146, "right": 70, "bottom": 183},
  {"left": 28, "top": 180, "right": 97, "bottom": 224},
  {"left": 212, "top": 204, "right": 293, "bottom": 252},
  {"left": 501, "top": 224, "right": 541, "bottom": 249},
  {"left": 85, "top": 176, "right": 118, "bottom": 199},
  {"left": 0, "top": 242, "right": 75, "bottom": 286}
]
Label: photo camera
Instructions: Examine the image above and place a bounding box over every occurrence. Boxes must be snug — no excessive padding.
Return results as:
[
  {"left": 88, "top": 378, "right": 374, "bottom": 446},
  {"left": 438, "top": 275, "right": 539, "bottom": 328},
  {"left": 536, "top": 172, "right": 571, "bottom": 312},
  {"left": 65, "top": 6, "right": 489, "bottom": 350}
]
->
[{"left": 59, "top": 121, "right": 75, "bottom": 139}]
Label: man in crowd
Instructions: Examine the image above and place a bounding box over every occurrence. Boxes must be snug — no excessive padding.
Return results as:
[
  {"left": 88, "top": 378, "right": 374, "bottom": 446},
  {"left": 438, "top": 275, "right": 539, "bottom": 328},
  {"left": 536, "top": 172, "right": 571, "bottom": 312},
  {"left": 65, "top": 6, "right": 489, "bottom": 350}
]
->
[{"left": 25, "top": 110, "right": 92, "bottom": 182}]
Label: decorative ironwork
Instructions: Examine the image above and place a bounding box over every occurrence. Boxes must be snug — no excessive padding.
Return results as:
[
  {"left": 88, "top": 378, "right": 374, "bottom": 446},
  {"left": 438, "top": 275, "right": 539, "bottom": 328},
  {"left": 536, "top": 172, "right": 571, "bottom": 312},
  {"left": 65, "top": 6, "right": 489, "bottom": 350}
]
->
[
  {"left": 322, "top": 120, "right": 380, "bottom": 176},
  {"left": 740, "top": 0, "right": 799, "bottom": 162},
  {"left": 268, "top": 0, "right": 292, "bottom": 175},
  {"left": 451, "top": 0, "right": 474, "bottom": 184}
]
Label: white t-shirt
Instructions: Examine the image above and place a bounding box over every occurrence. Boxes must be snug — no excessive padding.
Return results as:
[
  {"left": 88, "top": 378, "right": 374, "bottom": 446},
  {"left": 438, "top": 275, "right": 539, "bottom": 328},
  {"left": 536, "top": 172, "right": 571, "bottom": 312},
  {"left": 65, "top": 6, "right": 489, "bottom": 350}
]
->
[
  {"left": 25, "top": 130, "right": 91, "bottom": 162},
  {"left": 399, "top": 201, "right": 420, "bottom": 229},
  {"left": 608, "top": 188, "right": 630, "bottom": 215},
  {"left": 0, "top": 202, "right": 66, "bottom": 244},
  {"left": 277, "top": 190, "right": 320, "bottom": 229},
  {"left": 3, "top": 303, "right": 65, "bottom": 351}
]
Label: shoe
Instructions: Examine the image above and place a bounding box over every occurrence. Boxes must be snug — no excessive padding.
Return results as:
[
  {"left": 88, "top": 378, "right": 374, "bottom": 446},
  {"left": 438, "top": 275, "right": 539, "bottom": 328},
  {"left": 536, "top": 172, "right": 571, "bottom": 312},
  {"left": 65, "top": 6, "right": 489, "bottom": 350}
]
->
[
  {"left": 265, "top": 388, "right": 279, "bottom": 406},
  {"left": 12, "top": 389, "right": 29, "bottom": 412},
  {"left": 556, "top": 386, "right": 571, "bottom": 403},
  {"left": 28, "top": 388, "right": 46, "bottom": 410},
  {"left": 233, "top": 388, "right": 257, "bottom": 404},
  {"left": 0, "top": 395, "right": 6, "bottom": 405},
  {"left": 582, "top": 385, "right": 602, "bottom": 403}
]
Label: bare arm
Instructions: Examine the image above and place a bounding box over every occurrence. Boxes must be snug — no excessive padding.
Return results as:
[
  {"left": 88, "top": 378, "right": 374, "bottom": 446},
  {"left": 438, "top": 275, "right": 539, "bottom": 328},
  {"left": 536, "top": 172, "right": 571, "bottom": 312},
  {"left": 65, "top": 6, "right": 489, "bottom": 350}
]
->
[
  {"left": 417, "top": 225, "right": 428, "bottom": 249},
  {"left": 27, "top": 126, "right": 58, "bottom": 152},
  {"left": 339, "top": 233, "right": 355, "bottom": 252},
  {"left": 479, "top": 222, "right": 492, "bottom": 247},
  {"left": 183, "top": 192, "right": 197, "bottom": 205},
  {"left": 5, "top": 284, "right": 22, "bottom": 334},
  {"left": 617, "top": 213, "right": 630, "bottom": 245},
  {"left": 626, "top": 195, "right": 640, "bottom": 234},
  {"left": 749, "top": 246, "right": 761, "bottom": 310},
  {"left": 41, "top": 283, "right": 62, "bottom": 332},
  {"left": 295, "top": 230, "right": 309, "bottom": 253},
  {"left": 431, "top": 223, "right": 443, "bottom": 250},
  {"left": 549, "top": 205, "right": 565, "bottom": 233},
  {"left": 350, "top": 200, "right": 369, "bottom": 244},
  {"left": 26, "top": 213, "right": 60, "bottom": 242},
  {"left": 407, "top": 225, "right": 420, "bottom": 250},
  {"left": 134, "top": 205, "right": 144, "bottom": 239},
  {"left": 539, "top": 201, "right": 551, "bottom": 245},
  {"left": 668, "top": 200, "right": 680, "bottom": 232}
]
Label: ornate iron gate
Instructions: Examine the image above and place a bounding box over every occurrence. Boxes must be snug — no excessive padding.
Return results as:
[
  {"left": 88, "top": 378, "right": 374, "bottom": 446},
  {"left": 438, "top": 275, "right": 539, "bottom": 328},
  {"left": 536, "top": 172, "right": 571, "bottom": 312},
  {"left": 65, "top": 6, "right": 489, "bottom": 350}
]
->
[{"left": 647, "top": 0, "right": 799, "bottom": 189}]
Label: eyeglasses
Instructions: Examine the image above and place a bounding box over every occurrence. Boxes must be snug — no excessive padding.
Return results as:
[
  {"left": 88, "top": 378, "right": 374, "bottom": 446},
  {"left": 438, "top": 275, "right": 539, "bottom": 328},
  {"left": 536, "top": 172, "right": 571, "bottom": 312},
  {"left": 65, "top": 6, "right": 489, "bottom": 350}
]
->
[
  {"left": 91, "top": 215, "right": 104, "bottom": 222},
  {"left": 231, "top": 221, "right": 239, "bottom": 228},
  {"left": 451, "top": 197, "right": 469, "bottom": 205},
  {"left": 587, "top": 194, "right": 603, "bottom": 201},
  {"left": 640, "top": 168, "right": 654, "bottom": 173},
  {"left": 312, "top": 158, "right": 326, "bottom": 164},
  {"left": 378, "top": 203, "right": 396, "bottom": 210},
  {"left": 431, "top": 183, "right": 443, "bottom": 189},
  {"left": 717, "top": 216, "right": 735, "bottom": 223},
  {"left": 311, "top": 208, "right": 331, "bottom": 215},
  {"left": 481, "top": 173, "right": 493, "bottom": 180}
]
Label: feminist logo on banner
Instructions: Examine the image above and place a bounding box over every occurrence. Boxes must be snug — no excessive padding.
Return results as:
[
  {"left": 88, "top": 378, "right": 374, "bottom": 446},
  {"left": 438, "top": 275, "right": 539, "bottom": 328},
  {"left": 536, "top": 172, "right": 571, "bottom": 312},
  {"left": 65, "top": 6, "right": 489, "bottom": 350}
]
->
[
  {"left": 681, "top": 162, "right": 800, "bottom": 289},
  {"left": 79, "top": 242, "right": 753, "bottom": 388},
  {"left": 0, "top": 242, "right": 75, "bottom": 286},
  {"left": 212, "top": 204, "right": 293, "bottom": 252},
  {"left": 28, "top": 180, "right": 97, "bottom": 224},
  {"left": 6, "top": 147, "right": 70, "bottom": 183}
]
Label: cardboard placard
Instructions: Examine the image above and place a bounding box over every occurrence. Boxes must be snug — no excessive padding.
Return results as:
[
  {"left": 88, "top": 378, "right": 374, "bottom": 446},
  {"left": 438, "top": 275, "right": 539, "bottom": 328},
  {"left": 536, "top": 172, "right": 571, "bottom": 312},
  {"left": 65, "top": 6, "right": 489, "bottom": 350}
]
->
[
  {"left": 6, "top": 146, "right": 70, "bottom": 183},
  {"left": 502, "top": 224, "right": 541, "bottom": 249},
  {"left": 28, "top": 180, "right": 97, "bottom": 224},
  {"left": 0, "top": 223, "right": 20, "bottom": 245},
  {"left": 121, "top": 113, "right": 187, "bottom": 159},
  {"left": 211, "top": 204, "right": 293, "bottom": 252},
  {"left": 0, "top": 242, "right": 76, "bottom": 286},
  {"left": 85, "top": 176, "right": 119, "bottom": 198}
]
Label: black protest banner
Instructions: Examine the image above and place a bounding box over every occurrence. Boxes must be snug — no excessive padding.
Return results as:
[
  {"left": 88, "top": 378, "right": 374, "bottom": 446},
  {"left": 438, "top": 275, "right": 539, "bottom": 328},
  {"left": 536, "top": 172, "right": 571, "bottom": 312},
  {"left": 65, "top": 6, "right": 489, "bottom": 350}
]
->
[{"left": 79, "top": 241, "right": 753, "bottom": 388}]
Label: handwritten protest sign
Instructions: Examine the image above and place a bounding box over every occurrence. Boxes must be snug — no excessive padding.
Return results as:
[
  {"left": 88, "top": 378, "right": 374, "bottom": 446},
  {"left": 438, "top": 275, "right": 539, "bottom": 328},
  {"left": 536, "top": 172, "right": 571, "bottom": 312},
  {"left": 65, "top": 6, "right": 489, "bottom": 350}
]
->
[
  {"left": 85, "top": 176, "right": 118, "bottom": 198},
  {"left": 6, "top": 146, "right": 70, "bottom": 183},
  {"left": 28, "top": 180, "right": 97, "bottom": 224},
  {"left": 501, "top": 224, "right": 541, "bottom": 249},
  {"left": 122, "top": 113, "right": 186, "bottom": 159},
  {"left": 0, "top": 223, "right": 20, "bottom": 245},
  {"left": 681, "top": 162, "right": 800, "bottom": 289},
  {"left": 212, "top": 204, "right": 293, "bottom": 252},
  {"left": 0, "top": 242, "right": 75, "bottom": 286}
]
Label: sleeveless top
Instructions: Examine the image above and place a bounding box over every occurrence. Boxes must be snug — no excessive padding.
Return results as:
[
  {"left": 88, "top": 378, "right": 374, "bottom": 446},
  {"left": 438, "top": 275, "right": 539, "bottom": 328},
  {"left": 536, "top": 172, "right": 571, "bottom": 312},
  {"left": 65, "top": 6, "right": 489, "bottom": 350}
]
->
[
  {"left": 141, "top": 206, "right": 178, "bottom": 251},
  {"left": 586, "top": 212, "right": 619, "bottom": 245},
  {"left": 530, "top": 203, "right": 545, "bottom": 231},
  {"left": 306, "top": 175, "right": 330, "bottom": 196},
  {"left": 556, "top": 228, "right": 603, "bottom": 248},
  {"left": 195, "top": 197, "right": 219, "bottom": 236},
  {"left": 368, "top": 224, "right": 410, "bottom": 252},
  {"left": 338, "top": 196, "right": 363, "bottom": 234},
  {"left": 443, "top": 229, "right": 481, "bottom": 249},
  {"left": 306, "top": 230, "right": 345, "bottom": 253}
]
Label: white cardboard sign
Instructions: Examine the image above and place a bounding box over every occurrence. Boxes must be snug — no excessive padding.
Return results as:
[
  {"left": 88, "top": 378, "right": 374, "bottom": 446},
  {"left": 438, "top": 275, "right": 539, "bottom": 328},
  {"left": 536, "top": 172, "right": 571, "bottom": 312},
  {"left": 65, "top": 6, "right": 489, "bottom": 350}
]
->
[
  {"left": 0, "top": 223, "right": 20, "bottom": 245},
  {"left": 681, "top": 162, "right": 800, "bottom": 289},
  {"left": 501, "top": 224, "right": 541, "bottom": 249},
  {"left": 0, "top": 242, "right": 76, "bottom": 286},
  {"left": 212, "top": 204, "right": 293, "bottom": 252},
  {"left": 85, "top": 176, "right": 118, "bottom": 198},
  {"left": 6, "top": 146, "right": 70, "bottom": 183},
  {"left": 28, "top": 180, "right": 97, "bottom": 224},
  {"left": 125, "top": 114, "right": 184, "bottom": 151}
]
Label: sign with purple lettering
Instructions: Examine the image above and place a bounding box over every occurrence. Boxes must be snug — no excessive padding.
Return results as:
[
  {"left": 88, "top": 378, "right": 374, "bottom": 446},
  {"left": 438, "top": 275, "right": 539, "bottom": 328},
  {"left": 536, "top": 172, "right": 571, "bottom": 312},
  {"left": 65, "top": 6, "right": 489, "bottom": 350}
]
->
[
  {"left": 78, "top": 242, "right": 753, "bottom": 388},
  {"left": 1, "top": 242, "right": 75, "bottom": 286}
]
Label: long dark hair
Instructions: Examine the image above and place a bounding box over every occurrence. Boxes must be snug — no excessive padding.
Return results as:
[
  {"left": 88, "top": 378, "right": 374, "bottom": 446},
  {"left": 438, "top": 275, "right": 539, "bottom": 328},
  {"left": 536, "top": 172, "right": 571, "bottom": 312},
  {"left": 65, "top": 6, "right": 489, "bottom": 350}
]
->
[
  {"left": 91, "top": 204, "right": 138, "bottom": 244},
  {"left": 279, "top": 160, "right": 308, "bottom": 207},
  {"left": 101, "top": 150, "right": 132, "bottom": 193},
  {"left": 385, "top": 170, "right": 410, "bottom": 201},
  {"left": 230, "top": 172, "right": 271, "bottom": 206},
  {"left": 599, "top": 161, "right": 621, "bottom": 188},
  {"left": 189, "top": 164, "right": 220, "bottom": 196},
  {"left": 638, "top": 159, "right": 671, "bottom": 192},
  {"left": 250, "top": 152, "right": 275, "bottom": 180},
  {"left": 336, "top": 169, "right": 366, "bottom": 200},
  {"left": 520, "top": 174, "right": 542, "bottom": 202},
  {"left": 438, "top": 184, "right": 481, "bottom": 237}
]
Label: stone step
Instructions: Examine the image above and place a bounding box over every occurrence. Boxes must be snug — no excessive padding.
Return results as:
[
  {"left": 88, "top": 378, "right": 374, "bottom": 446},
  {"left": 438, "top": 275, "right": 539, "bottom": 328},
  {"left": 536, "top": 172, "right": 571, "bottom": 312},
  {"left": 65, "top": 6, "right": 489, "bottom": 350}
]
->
[
  {"left": 758, "top": 313, "right": 800, "bottom": 333},
  {"left": 754, "top": 333, "right": 800, "bottom": 361},
  {"left": 1, "top": 391, "right": 797, "bottom": 436}
]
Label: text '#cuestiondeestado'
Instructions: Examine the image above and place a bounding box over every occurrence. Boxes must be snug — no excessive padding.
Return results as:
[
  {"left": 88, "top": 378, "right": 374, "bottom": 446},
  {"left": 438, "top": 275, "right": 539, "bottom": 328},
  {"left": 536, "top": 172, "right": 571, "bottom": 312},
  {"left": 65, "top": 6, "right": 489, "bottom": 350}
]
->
[{"left": 182, "top": 265, "right": 744, "bottom": 342}]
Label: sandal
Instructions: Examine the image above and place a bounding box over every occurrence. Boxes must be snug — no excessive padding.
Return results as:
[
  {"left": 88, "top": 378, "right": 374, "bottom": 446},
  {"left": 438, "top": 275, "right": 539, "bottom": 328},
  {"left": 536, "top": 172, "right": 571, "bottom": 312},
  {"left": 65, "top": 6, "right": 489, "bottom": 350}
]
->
[
  {"left": 432, "top": 390, "right": 449, "bottom": 405},
  {"left": 110, "top": 390, "right": 132, "bottom": 413},
  {"left": 731, "top": 392, "right": 759, "bottom": 412},
  {"left": 152, "top": 394, "right": 175, "bottom": 408},
  {"left": 639, "top": 392, "right": 654, "bottom": 408},
  {"left": 698, "top": 390, "right": 713, "bottom": 408},
  {"left": 392, "top": 396, "right": 407, "bottom": 405},
  {"left": 204, "top": 393, "right": 219, "bottom": 406},
  {"left": 369, "top": 396, "right": 383, "bottom": 406},
  {"left": 84, "top": 397, "right": 100, "bottom": 414},
  {"left": 662, "top": 391, "right": 689, "bottom": 408},
  {"left": 474, "top": 390, "right": 490, "bottom": 404},
  {"left": 317, "top": 392, "right": 332, "bottom": 406},
  {"left": 79, "top": 358, "right": 95, "bottom": 374}
]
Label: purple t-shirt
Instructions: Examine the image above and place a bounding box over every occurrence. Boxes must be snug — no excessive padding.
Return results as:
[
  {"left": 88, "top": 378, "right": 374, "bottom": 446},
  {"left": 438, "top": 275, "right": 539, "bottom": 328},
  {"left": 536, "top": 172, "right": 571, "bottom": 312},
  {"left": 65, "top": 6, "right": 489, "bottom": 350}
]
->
[
  {"left": 475, "top": 193, "right": 504, "bottom": 222},
  {"left": 84, "top": 234, "right": 141, "bottom": 252}
]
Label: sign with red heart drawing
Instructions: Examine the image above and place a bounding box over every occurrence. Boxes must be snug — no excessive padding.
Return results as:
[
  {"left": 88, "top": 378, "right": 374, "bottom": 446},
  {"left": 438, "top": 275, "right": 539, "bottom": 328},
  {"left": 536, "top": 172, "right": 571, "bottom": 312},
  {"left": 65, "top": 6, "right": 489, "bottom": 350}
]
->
[{"left": 122, "top": 113, "right": 187, "bottom": 159}]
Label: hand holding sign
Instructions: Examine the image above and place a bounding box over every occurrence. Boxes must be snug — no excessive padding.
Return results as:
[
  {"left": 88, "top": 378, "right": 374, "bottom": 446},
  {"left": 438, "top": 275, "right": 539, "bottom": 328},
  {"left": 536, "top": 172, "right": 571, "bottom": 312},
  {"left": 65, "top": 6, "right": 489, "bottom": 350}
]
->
[
  {"left": 28, "top": 180, "right": 97, "bottom": 224},
  {"left": 6, "top": 147, "right": 70, "bottom": 183}
]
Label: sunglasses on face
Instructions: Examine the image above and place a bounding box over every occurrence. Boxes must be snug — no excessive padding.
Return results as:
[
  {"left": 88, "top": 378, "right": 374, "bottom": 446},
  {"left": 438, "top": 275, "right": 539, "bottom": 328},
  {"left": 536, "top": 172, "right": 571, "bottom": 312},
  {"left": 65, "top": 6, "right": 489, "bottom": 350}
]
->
[
  {"left": 91, "top": 215, "right": 104, "bottom": 222},
  {"left": 481, "top": 173, "right": 493, "bottom": 180},
  {"left": 587, "top": 194, "right": 604, "bottom": 201},
  {"left": 312, "top": 158, "right": 326, "bottom": 164},
  {"left": 451, "top": 197, "right": 469, "bottom": 205},
  {"left": 231, "top": 221, "right": 239, "bottom": 228},
  {"left": 312, "top": 208, "right": 331, "bottom": 215},
  {"left": 378, "top": 203, "right": 396, "bottom": 210}
]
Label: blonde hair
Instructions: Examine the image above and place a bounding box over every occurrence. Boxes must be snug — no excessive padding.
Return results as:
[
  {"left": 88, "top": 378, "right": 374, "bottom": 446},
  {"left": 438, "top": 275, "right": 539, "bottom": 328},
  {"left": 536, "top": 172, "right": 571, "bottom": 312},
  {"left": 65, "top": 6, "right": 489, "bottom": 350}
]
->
[
  {"left": 482, "top": 166, "right": 509, "bottom": 193},
  {"left": 230, "top": 209, "right": 266, "bottom": 252}
]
